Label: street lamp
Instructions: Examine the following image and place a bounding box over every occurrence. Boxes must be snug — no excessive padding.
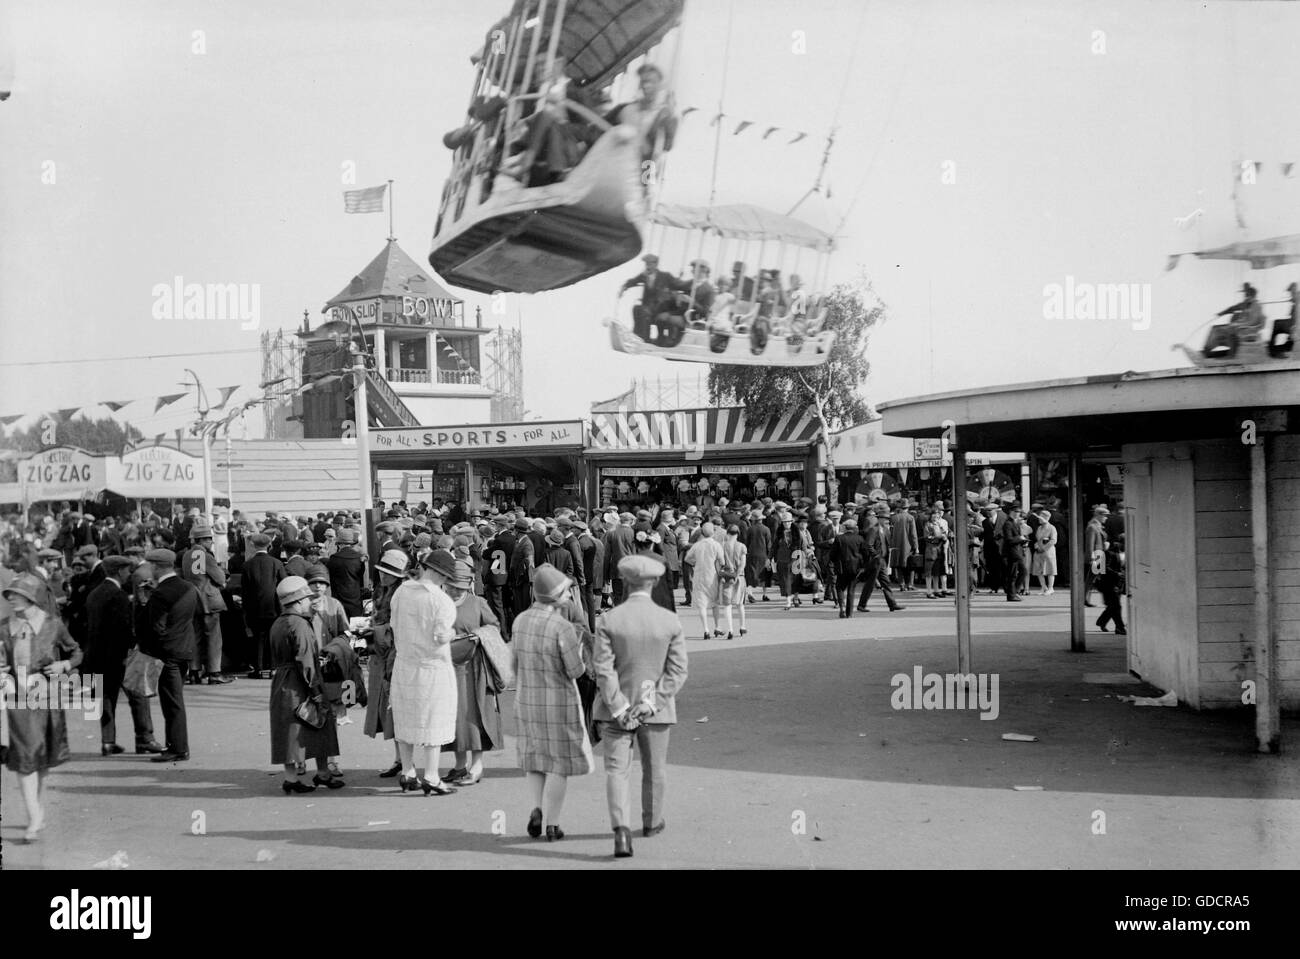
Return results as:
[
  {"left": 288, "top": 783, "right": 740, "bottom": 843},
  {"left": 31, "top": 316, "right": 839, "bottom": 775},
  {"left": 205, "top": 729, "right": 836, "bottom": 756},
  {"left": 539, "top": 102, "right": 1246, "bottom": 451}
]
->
[{"left": 183, "top": 369, "right": 215, "bottom": 526}]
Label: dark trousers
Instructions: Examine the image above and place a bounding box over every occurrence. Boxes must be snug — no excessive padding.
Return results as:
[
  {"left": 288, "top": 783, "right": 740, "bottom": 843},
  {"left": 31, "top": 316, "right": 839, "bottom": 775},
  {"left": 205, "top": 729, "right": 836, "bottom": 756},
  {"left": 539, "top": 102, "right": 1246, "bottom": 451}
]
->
[
  {"left": 632, "top": 305, "right": 653, "bottom": 341},
  {"left": 190, "top": 612, "right": 223, "bottom": 674},
  {"left": 839, "top": 569, "right": 863, "bottom": 616},
  {"left": 586, "top": 587, "right": 601, "bottom": 633},
  {"left": 100, "top": 664, "right": 156, "bottom": 747},
  {"left": 681, "top": 563, "right": 693, "bottom": 605},
  {"left": 817, "top": 551, "right": 838, "bottom": 604},
  {"left": 1003, "top": 554, "right": 1025, "bottom": 599},
  {"left": 246, "top": 618, "right": 273, "bottom": 671},
  {"left": 858, "top": 559, "right": 901, "bottom": 610},
  {"left": 983, "top": 546, "right": 1002, "bottom": 591},
  {"left": 484, "top": 583, "right": 506, "bottom": 630},
  {"left": 157, "top": 660, "right": 189, "bottom": 755},
  {"left": 1097, "top": 580, "right": 1126, "bottom": 631},
  {"left": 611, "top": 576, "right": 627, "bottom": 606}
]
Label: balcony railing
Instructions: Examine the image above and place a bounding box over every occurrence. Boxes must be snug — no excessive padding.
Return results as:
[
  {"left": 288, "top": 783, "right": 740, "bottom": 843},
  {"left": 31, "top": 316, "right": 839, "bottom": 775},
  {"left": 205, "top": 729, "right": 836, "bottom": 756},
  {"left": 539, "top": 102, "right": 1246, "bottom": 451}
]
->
[{"left": 385, "top": 367, "right": 482, "bottom": 386}]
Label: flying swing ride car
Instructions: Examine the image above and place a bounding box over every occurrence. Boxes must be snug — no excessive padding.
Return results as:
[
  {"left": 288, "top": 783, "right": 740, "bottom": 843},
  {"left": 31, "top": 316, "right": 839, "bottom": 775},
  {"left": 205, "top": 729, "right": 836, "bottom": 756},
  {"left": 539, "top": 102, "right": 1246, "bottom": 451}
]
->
[
  {"left": 605, "top": 203, "right": 839, "bottom": 367},
  {"left": 429, "top": 0, "right": 685, "bottom": 294},
  {"left": 1168, "top": 232, "right": 1298, "bottom": 367}
]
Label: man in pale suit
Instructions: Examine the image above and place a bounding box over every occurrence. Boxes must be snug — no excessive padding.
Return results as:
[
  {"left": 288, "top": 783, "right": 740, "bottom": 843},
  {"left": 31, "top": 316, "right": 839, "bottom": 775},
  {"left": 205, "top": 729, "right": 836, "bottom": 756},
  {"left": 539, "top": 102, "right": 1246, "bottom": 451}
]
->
[{"left": 592, "top": 553, "right": 688, "bottom": 859}]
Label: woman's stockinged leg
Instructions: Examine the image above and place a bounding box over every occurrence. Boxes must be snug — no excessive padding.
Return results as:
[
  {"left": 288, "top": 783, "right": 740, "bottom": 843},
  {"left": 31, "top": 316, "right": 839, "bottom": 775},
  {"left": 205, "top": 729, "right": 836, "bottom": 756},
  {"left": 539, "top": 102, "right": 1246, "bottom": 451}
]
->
[{"left": 543, "top": 773, "right": 568, "bottom": 823}]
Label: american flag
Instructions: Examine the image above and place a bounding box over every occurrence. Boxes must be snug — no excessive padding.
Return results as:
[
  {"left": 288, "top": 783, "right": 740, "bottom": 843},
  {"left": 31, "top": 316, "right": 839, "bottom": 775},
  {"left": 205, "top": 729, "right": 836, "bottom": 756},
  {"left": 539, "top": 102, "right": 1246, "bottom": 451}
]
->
[{"left": 343, "top": 183, "right": 387, "bottom": 214}]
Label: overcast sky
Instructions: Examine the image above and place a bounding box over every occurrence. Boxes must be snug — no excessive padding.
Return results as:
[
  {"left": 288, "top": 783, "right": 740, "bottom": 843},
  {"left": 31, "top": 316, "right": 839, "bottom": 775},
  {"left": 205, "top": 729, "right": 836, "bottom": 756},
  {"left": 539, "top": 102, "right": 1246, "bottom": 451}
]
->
[{"left": 2, "top": 0, "right": 1298, "bottom": 437}]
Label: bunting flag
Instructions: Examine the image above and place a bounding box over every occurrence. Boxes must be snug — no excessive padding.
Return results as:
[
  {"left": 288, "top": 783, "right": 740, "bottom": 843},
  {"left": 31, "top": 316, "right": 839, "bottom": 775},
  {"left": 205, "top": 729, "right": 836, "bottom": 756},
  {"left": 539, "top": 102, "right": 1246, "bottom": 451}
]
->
[
  {"left": 0, "top": 413, "right": 22, "bottom": 426},
  {"left": 154, "top": 392, "right": 187, "bottom": 413},
  {"left": 343, "top": 183, "right": 387, "bottom": 214},
  {"left": 709, "top": 112, "right": 725, "bottom": 127},
  {"left": 1284, "top": 162, "right": 1296, "bottom": 178},
  {"left": 733, "top": 120, "right": 752, "bottom": 135},
  {"left": 56, "top": 407, "right": 79, "bottom": 420},
  {"left": 174, "top": 428, "right": 184, "bottom": 448},
  {"left": 762, "top": 126, "right": 778, "bottom": 139},
  {"left": 103, "top": 401, "right": 128, "bottom": 412},
  {"left": 215, "top": 385, "right": 239, "bottom": 408},
  {"left": 788, "top": 131, "right": 808, "bottom": 144},
  {"left": 1165, "top": 254, "right": 1182, "bottom": 272},
  {"left": 154, "top": 433, "right": 166, "bottom": 446},
  {"left": 679, "top": 106, "right": 814, "bottom": 148},
  {"left": 680, "top": 106, "right": 698, "bottom": 117}
]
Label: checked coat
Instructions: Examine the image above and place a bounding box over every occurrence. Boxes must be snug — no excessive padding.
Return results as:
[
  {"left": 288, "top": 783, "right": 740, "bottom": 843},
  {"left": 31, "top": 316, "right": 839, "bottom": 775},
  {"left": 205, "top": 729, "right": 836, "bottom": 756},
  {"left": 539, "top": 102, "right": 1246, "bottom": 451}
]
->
[{"left": 511, "top": 602, "right": 593, "bottom": 776}]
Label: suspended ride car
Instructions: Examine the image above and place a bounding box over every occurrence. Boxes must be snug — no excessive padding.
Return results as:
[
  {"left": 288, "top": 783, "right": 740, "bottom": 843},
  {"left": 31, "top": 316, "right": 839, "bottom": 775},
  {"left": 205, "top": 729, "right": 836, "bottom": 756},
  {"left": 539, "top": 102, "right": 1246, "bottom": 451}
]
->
[
  {"left": 1168, "top": 233, "right": 1299, "bottom": 367},
  {"left": 606, "top": 202, "right": 838, "bottom": 367},
  {"left": 429, "top": 0, "right": 685, "bottom": 294}
]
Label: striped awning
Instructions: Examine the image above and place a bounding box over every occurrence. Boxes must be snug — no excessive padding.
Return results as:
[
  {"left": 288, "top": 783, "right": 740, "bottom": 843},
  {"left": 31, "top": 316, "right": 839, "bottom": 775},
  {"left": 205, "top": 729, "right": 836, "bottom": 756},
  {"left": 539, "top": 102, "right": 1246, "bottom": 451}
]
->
[{"left": 587, "top": 406, "right": 821, "bottom": 457}]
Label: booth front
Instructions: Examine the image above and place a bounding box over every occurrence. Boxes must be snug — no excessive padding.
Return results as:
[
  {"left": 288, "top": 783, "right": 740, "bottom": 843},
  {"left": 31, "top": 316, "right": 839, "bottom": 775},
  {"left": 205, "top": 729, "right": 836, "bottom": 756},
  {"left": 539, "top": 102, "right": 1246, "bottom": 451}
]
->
[
  {"left": 369, "top": 420, "right": 585, "bottom": 516},
  {"left": 585, "top": 406, "right": 822, "bottom": 510}
]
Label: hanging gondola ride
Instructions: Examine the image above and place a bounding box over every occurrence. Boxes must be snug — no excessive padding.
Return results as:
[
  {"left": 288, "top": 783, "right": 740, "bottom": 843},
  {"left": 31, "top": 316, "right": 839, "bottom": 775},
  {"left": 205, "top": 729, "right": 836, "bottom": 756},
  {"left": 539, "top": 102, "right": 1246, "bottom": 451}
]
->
[
  {"left": 429, "top": 0, "right": 685, "bottom": 294},
  {"left": 605, "top": 202, "right": 838, "bottom": 367},
  {"left": 1169, "top": 233, "right": 1299, "bottom": 367}
]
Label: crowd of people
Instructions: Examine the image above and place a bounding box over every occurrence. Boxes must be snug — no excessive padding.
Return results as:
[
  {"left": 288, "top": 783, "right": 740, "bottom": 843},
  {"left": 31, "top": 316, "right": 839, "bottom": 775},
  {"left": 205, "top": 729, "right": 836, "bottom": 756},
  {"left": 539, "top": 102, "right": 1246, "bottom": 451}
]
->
[
  {"left": 619, "top": 253, "right": 823, "bottom": 355},
  {"left": 1, "top": 489, "right": 1123, "bottom": 855}
]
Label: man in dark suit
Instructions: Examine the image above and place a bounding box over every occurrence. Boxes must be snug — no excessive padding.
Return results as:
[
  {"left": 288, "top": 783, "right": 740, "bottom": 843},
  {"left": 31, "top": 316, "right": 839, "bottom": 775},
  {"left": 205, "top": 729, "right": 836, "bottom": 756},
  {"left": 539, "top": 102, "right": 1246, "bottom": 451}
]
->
[
  {"left": 576, "top": 519, "right": 605, "bottom": 633},
  {"left": 483, "top": 515, "right": 515, "bottom": 635},
  {"left": 98, "top": 517, "right": 124, "bottom": 558},
  {"left": 592, "top": 553, "right": 688, "bottom": 859},
  {"left": 182, "top": 523, "right": 230, "bottom": 685},
  {"left": 241, "top": 532, "right": 285, "bottom": 677},
  {"left": 72, "top": 511, "right": 100, "bottom": 551},
  {"left": 84, "top": 556, "right": 162, "bottom": 755},
  {"left": 620, "top": 254, "right": 682, "bottom": 341},
  {"left": 312, "top": 514, "right": 330, "bottom": 544},
  {"left": 1001, "top": 505, "right": 1028, "bottom": 603},
  {"left": 981, "top": 502, "right": 1008, "bottom": 594},
  {"left": 325, "top": 527, "right": 366, "bottom": 619},
  {"left": 857, "top": 511, "right": 905, "bottom": 613},
  {"left": 809, "top": 506, "right": 837, "bottom": 607},
  {"left": 602, "top": 512, "right": 637, "bottom": 605},
  {"left": 729, "top": 261, "right": 757, "bottom": 302},
  {"left": 143, "top": 549, "right": 203, "bottom": 762},
  {"left": 832, "top": 519, "right": 868, "bottom": 618},
  {"left": 66, "top": 544, "right": 106, "bottom": 644}
]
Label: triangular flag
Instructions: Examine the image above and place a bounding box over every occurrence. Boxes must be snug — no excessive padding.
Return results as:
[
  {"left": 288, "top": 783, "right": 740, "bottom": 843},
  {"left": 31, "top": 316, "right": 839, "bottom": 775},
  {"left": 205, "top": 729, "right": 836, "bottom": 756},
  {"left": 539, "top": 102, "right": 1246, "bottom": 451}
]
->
[
  {"left": 709, "top": 113, "right": 725, "bottom": 127},
  {"left": 155, "top": 392, "right": 186, "bottom": 413},
  {"left": 174, "top": 429, "right": 184, "bottom": 448},
  {"left": 788, "top": 131, "right": 807, "bottom": 144},
  {"left": 762, "top": 126, "right": 779, "bottom": 139},
  {"left": 215, "top": 386, "right": 239, "bottom": 409},
  {"left": 103, "top": 401, "right": 128, "bottom": 412},
  {"left": 154, "top": 433, "right": 166, "bottom": 446},
  {"left": 733, "top": 120, "right": 753, "bottom": 135},
  {"left": 1165, "top": 254, "right": 1182, "bottom": 272},
  {"left": 57, "top": 407, "right": 79, "bottom": 420},
  {"left": 681, "top": 106, "right": 698, "bottom": 117},
  {"left": 0, "top": 413, "right": 22, "bottom": 426},
  {"left": 1283, "top": 162, "right": 1296, "bottom": 178}
]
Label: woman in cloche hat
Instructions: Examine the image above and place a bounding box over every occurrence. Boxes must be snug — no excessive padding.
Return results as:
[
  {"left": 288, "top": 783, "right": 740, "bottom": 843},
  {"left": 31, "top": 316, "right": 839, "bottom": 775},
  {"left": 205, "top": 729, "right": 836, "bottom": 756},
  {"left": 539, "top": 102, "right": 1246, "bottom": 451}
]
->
[
  {"left": 268, "top": 576, "right": 341, "bottom": 794},
  {"left": 439, "top": 561, "right": 505, "bottom": 787},
  {"left": 2, "top": 573, "right": 84, "bottom": 840}
]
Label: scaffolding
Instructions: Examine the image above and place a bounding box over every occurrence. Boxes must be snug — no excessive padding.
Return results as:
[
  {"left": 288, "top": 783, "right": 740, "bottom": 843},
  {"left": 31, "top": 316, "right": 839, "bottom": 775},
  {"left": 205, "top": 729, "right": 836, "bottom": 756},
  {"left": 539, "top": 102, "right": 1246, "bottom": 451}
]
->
[
  {"left": 591, "top": 372, "right": 711, "bottom": 412},
  {"left": 482, "top": 326, "right": 523, "bottom": 423},
  {"left": 260, "top": 325, "right": 304, "bottom": 438}
]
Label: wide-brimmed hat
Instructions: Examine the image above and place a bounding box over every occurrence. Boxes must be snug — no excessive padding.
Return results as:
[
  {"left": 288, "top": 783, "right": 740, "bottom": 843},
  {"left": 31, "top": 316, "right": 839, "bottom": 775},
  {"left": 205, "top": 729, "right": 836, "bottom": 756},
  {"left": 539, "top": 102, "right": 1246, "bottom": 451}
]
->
[
  {"left": 451, "top": 560, "right": 475, "bottom": 590},
  {"left": 376, "top": 549, "right": 409, "bottom": 578},
  {"left": 1, "top": 573, "right": 43, "bottom": 605},
  {"left": 420, "top": 549, "right": 458, "bottom": 580},
  {"left": 546, "top": 529, "right": 565, "bottom": 546},
  {"left": 337, "top": 528, "right": 359, "bottom": 545},
  {"left": 532, "top": 563, "right": 572, "bottom": 601},
  {"left": 276, "top": 576, "right": 313, "bottom": 605},
  {"left": 306, "top": 564, "right": 331, "bottom": 585}
]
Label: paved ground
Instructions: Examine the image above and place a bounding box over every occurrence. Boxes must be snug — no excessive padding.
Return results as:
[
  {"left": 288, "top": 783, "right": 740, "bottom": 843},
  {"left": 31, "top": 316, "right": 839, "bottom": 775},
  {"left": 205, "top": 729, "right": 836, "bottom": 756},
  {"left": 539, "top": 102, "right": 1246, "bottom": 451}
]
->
[{"left": 3, "top": 589, "right": 1297, "bottom": 869}]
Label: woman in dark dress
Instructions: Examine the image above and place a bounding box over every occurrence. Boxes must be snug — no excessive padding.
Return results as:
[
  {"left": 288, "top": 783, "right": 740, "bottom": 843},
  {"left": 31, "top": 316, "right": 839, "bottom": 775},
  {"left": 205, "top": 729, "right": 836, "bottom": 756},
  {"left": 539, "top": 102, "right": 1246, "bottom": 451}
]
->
[
  {"left": 364, "top": 550, "right": 409, "bottom": 778},
  {"left": 1, "top": 574, "right": 82, "bottom": 842},
  {"left": 268, "top": 575, "right": 340, "bottom": 794},
  {"left": 440, "top": 561, "right": 503, "bottom": 786}
]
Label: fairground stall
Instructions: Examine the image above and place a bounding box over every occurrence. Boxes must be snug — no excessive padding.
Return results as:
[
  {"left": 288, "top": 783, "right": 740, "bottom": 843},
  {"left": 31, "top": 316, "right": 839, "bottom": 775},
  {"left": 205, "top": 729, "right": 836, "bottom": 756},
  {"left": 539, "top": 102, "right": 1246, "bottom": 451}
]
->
[{"left": 584, "top": 406, "right": 822, "bottom": 509}]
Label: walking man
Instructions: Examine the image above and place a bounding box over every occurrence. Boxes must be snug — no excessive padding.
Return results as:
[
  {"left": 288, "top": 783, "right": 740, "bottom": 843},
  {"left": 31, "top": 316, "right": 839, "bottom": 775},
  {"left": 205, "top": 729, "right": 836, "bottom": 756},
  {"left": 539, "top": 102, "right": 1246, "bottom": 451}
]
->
[
  {"left": 832, "top": 519, "right": 867, "bottom": 618},
  {"left": 242, "top": 532, "right": 285, "bottom": 677},
  {"left": 858, "top": 512, "right": 906, "bottom": 613},
  {"left": 1001, "top": 505, "right": 1028, "bottom": 603},
  {"left": 592, "top": 554, "right": 688, "bottom": 859},
  {"left": 1083, "top": 505, "right": 1110, "bottom": 607},
  {"left": 182, "top": 522, "right": 230, "bottom": 684}
]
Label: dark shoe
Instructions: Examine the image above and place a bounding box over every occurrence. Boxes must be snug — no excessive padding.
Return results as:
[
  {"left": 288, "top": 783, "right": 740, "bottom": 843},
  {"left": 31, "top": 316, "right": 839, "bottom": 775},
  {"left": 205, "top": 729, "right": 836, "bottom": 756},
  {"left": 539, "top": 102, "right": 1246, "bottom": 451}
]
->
[
  {"left": 857, "top": 606, "right": 868, "bottom": 613},
  {"left": 313, "top": 774, "right": 345, "bottom": 789},
  {"left": 1007, "top": 595, "right": 1023, "bottom": 602},
  {"left": 739, "top": 628, "right": 748, "bottom": 636},
  {"left": 441, "top": 767, "right": 468, "bottom": 783},
  {"left": 378, "top": 761, "right": 402, "bottom": 778},
  {"left": 281, "top": 779, "right": 316, "bottom": 795},
  {"left": 725, "top": 632, "right": 734, "bottom": 641},
  {"left": 643, "top": 820, "right": 666, "bottom": 838},
  {"left": 712, "top": 630, "right": 723, "bottom": 638},
  {"left": 1115, "top": 628, "right": 1128, "bottom": 636},
  {"left": 453, "top": 770, "right": 482, "bottom": 786},
  {"left": 1097, "top": 622, "right": 1109, "bottom": 632},
  {"left": 527, "top": 807, "right": 544, "bottom": 838},
  {"left": 546, "top": 825, "right": 565, "bottom": 842},
  {"left": 838, "top": 611, "right": 846, "bottom": 618},
  {"left": 419, "top": 776, "right": 456, "bottom": 796},
  {"left": 614, "top": 826, "right": 634, "bottom": 858},
  {"left": 890, "top": 605, "right": 906, "bottom": 612},
  {"left": 206, "top": 674, "right": 233, "bottom": 685},
  {"left": 135, "top": 740, "right": 165, "bottom": 755},
  {"left": 101, "top": 744, "right": 125, "bottom": 756},
  {"left": 151, "top": 751, "right": 189, "bottom": 763},
  {"left": 1083, "top": 601, "right": 1096, "bottom": 608},
  {"left": 245, "top": 669, "right": 262, "bottom": 679},
  {"left": 398, "top": 773, "right": 421, "bottom": 792}
]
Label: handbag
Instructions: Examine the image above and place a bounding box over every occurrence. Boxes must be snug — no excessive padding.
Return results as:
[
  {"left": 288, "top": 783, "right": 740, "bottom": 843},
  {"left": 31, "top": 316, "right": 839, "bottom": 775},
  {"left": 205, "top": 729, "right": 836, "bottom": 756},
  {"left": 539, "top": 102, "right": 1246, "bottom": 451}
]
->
[
  {"left": 122, "top": 647, "right": 164, "bottom": 698},
  {"left": 294, "top": 697, "right": 327, "bottom": 729}
]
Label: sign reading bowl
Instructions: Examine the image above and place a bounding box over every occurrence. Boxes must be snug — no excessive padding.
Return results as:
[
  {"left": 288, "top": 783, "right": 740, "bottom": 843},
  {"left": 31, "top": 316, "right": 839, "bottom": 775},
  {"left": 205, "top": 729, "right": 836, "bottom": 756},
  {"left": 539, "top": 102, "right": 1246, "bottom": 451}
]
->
[{"left": 371, "top": 421, "right": 584, "bottom": 452}]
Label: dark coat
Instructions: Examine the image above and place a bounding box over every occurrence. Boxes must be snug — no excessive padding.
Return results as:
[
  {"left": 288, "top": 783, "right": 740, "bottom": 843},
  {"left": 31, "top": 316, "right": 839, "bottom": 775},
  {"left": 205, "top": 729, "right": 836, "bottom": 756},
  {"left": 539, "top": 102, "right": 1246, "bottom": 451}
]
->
[
  {"left": 580, "top": 533, "right": 605, "bottom": 590},
  {"left": 544, "top": 544, "right": 575, "bottom": 579},
  {"left": 181, "top": 544, "right": 227, "bottom": 614},
  {"left": 144, "top": 574, "right": 203, "bottom": 663},
  {"left": 603, "top": 524, "right": 636, "bottom": 582},
  {"left": 82, "top": 578, "right": 135, "bottom": 675},
  {"left": 268, "top": 611, "right": 338, "bottom": 765},
  {"left": 325, "top": 546, "right": 366, "bottom": 618},
  {"left": 832, "top": 532, "right": 867, "bottom": 577},
  {"left": 242, "top": 551, "right": 286, "bottom": 625}
]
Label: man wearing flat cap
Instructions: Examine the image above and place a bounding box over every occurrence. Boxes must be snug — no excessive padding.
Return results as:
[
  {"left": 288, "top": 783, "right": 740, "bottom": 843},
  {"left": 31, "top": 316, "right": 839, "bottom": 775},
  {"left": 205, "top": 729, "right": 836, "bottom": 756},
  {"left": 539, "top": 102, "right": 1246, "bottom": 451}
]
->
[
  {"left": 620, "top": 253, "right": 684, "bottom": 342},
  {"left": 142, "top": 548, "right": 203, "bottom": 762},
  {"left": 326, "top": 527, "right": 367, "bottom": 620},
  {"left": 183, "top": 522, "right": 230, "bottom": 684},
  {"left": 242, "top": 532, "right": 286, "bottom": 678},
  {"left": 84, "top": 556, "right": 163, "bottom": 755},
  {"left": 603, "top": 511, "right": 637, "bottom": 605},
  {"left": 593, "top": 552, "right": 688, "bottom": 859}
]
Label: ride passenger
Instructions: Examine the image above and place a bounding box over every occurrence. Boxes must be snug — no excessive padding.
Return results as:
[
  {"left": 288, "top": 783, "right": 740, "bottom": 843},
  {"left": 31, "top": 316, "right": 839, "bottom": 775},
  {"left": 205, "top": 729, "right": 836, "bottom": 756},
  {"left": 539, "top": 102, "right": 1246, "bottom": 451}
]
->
[{"left": 605, "top": 63, "right": 678, "bottom": 164}]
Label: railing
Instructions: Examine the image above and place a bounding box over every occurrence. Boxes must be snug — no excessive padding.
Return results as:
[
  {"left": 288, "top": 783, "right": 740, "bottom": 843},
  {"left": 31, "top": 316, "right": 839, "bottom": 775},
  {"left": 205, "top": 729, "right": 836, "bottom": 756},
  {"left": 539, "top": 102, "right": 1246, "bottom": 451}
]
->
[
  {"left": 364, "top": 369, "right": 420, "bottom": 428},
  {"left": 384, "top": 367, "right": 483, "bottom": 387}
]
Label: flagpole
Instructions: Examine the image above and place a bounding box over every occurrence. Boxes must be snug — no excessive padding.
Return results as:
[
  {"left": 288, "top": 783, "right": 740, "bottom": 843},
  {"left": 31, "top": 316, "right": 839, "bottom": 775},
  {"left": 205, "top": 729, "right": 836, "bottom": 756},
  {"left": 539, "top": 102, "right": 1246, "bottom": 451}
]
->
[{"left": 388, "top": 179, "right": 395, "bottom": 240}]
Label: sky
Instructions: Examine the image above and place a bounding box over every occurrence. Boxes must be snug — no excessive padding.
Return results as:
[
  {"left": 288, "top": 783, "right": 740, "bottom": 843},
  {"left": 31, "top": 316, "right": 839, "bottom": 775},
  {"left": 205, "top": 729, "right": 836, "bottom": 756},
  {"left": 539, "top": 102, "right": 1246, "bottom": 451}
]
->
[{"left": 2, "top": 0, "right": 1299, "bottom": 439}]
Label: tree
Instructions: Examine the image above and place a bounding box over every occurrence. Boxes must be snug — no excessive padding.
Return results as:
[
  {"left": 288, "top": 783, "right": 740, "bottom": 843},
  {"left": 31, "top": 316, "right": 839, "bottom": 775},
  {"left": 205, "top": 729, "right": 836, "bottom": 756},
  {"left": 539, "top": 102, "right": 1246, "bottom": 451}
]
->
[
  {"left": 708, "top": 272, "right": 884, "bottom": 506},
  {"left": 0, "top": 416, "right": 144, "bottom": 455}
]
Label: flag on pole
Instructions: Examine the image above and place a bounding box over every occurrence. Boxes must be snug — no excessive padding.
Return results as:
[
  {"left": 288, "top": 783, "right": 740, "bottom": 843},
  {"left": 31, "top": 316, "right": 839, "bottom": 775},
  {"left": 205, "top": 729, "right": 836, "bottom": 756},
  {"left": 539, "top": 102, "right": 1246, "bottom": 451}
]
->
[
  {"left": 215, "top": 386, "right": 239, "bottom": 409},
  {"left": 344, "top": 184, "right": 388, "bottom": 214}
]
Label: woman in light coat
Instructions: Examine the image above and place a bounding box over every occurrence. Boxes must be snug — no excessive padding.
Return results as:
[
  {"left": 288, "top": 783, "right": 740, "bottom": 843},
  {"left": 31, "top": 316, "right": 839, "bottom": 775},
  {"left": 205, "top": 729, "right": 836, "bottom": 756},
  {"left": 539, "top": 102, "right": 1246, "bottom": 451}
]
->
[
  {"left": 511, "top": 563, "right": 592, "bottom": 841},
  {"left": 1031, "top": 510, "right": 1059, "bottom": 595},
  {"left": 389, "top": 549, "right": 459, "bottom": 796},
  {"left": 717, "top": 524, "right": 748, "bottom": 639}
]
